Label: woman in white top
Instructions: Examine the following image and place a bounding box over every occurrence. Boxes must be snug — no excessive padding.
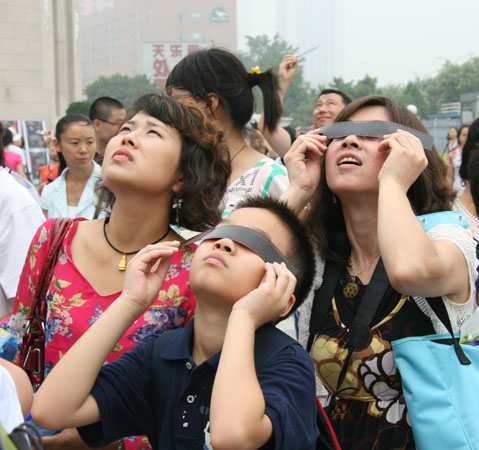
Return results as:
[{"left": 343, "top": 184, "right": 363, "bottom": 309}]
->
[
  {"left": 41, "top": 114, "right": 102, "bottom": 219},
  {"left": 166, "top": 48, "right": 288, "bottom": 218},
  {"left": 281, "top": 95, "right": 477, "bottom": 449}
]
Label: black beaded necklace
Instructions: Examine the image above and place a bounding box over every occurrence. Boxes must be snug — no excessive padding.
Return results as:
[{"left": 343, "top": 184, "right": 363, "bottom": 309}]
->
[{"left": 103, "top": 216, "right": 171, "bottom": 271}]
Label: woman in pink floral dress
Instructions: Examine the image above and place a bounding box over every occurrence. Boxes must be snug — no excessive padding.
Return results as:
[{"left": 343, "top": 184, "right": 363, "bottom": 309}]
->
[{"left": 4, "top": 93, "right": 230, "bottom": 449}]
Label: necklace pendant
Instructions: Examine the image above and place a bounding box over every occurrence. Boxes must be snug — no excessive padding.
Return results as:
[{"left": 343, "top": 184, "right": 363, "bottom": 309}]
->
[
  {"left": 117, "top": 253, "right": 127, "bottom": 271},
  {"left": 343, "top": 280, "right": 359, "bottom": 299}
]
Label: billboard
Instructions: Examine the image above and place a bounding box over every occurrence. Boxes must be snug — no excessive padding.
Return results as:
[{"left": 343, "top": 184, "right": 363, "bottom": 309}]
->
[
  {"left": 2, "top": 120, "right": 47, "bottom": 185},
  {"left": 142, "top": 41, "right": 212, "bottom": 89}
]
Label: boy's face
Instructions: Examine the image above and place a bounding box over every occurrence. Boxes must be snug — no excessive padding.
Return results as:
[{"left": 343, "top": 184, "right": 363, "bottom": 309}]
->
[{"left": 189, "top": 207, "right": 292, "bottom": 305}]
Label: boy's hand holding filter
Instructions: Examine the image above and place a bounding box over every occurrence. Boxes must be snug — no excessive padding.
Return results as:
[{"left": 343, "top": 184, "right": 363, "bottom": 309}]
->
[
  {"left": 232, "top": 262, "right": 296, "bottom": 329},
  {"left": 120, "top": 241, "right": 180, "bottom": 314}
]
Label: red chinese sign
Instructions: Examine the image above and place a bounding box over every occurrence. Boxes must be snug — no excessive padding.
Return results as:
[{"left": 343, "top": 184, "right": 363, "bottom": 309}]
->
[{"left": 142, "top": 41, "right": 212, "bottom": 89}]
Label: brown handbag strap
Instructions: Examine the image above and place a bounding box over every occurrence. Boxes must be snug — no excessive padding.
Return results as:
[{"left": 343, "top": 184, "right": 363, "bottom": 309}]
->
[{"left": 26, "top": 218, "right": 73, "bottom": 322}]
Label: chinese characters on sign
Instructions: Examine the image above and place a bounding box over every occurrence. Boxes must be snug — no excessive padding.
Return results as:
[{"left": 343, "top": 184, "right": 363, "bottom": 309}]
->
[{"left": 142, "top": 41, "right": 212, "bottom": 89}]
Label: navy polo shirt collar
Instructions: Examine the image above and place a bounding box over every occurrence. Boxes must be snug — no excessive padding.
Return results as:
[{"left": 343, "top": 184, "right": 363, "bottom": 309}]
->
[{"left": 160, "top": 318, "right": 221, "bottom": 368}]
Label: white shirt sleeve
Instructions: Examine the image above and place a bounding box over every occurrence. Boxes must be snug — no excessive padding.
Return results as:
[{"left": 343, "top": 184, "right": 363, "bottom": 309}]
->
[
  {"left": 0, "top": 173, "right": 45, "bottom": 316},
  {"left": 414, "top": 223, "right": 478, "bottom": 334},
  {"left": 0, "top": 365, "right": 24, "bottom": 433}
]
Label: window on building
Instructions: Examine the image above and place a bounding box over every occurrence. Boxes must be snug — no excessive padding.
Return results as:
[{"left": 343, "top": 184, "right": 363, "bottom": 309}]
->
[
  {"left": 178, "top": 12, "right": 186, "bottom": 22},
  {"left": 192, "top": 32, "right": 201, "bottom": 41},
  {"left": 178, "top": 31, "right": 187, "bottom": 41},
  {"left": 192, "top": 13, "right": 200, "bottom": 22}
]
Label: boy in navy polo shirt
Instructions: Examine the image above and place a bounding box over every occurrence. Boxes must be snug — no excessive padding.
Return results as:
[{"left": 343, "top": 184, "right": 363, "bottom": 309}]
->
[{"left": 32, "top": 197, "right": 319, "bottom": 449}]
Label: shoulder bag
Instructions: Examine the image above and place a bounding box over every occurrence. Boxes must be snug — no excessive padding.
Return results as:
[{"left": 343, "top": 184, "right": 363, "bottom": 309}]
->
[{"left": 16, "top": 218, "right": 72, "bottom": 388}]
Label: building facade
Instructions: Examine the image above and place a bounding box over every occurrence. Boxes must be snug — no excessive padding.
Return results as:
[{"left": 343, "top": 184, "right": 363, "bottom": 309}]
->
[
  {"left": 0, "top": 0, "right": 82, "bottom": 128},
  {"left": 236, "top": 0, "right": 345, "bottom": 88},
  {"left": 80, "top": 0, "right": 236, "bottom": 89}
]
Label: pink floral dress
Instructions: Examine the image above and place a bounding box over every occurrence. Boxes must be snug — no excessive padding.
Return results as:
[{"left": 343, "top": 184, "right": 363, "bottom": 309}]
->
[{"left": 4, "top": 218, "right": 196, "bottom": 449}]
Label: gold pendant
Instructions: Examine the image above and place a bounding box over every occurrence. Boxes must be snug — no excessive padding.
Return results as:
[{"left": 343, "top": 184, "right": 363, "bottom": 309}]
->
[
  {"left": 343, "top": 280, "right": 359, "bottom": 299},
  {"left": 117, "top": 253, "right": 127, "bottom": 271}
]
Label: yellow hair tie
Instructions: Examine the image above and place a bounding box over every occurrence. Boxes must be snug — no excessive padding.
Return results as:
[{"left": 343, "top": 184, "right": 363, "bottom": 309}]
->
[{"left": 251, "top": 66, "right": 262, "bottom": 75}]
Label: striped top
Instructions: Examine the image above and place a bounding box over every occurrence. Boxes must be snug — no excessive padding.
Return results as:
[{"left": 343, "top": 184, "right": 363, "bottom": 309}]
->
[{"left": 221, "top": 158, "right": 289, "bottom": 217}]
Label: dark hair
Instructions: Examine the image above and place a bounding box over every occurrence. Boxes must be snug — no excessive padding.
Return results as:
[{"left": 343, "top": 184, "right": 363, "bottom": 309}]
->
[
  {"left": 97, "top": 93, "right": 231, "bottom": 231},
  {"left": 165, "top": 48, "right": 282, "bottom": 133},
  {"left": 305, "top": 95, "right": 455, "bottom": 263},
  {"left": 459, "top": 118, "right": 479, "bottom": 181},
  {"left": 283, "top": 125, "right": 297, "bottom": 145},
  {"left": 467, "top": 148, "right": 479, "bottom": 216},
  {"left": 318, "top": 89, "right": 352, "bottom": 105},
  {"left": 55, "top": 114, "right": 93, "bottom": 173},
  {"left": 2, "top": 127, "right": 13, "bottom": 147},
  {"left": 0, "top": 122, "right": 4, "bottom": 166},
  {"left": 458, "top": 125, "right": 469, "bottom": 146},
  {"left": 89, "top": 96, "right": 124, "bottom": 121},
  {"left": 235, "top": 196, "right": 316, "bottom": 315}
]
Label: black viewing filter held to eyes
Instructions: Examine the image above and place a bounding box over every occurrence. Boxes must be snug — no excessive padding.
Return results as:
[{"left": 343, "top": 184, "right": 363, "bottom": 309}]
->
[
  {"left": 199, "top": 225, "right": 298, "bottom": 277},
  {"left": 320, "top": 121, "right": 434, "bottom": 150}
]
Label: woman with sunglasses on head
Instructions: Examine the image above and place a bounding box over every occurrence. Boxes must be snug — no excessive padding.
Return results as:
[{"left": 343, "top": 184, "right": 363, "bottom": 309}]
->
[
  {"left": 3, "top": 93, "right": 230, "bottom": 450},
  {"left": 281, "top": 95, "right": 477, "bottom": 449},
  {"left": 166, "top": 47, "right": 288, "bottom": 217}
]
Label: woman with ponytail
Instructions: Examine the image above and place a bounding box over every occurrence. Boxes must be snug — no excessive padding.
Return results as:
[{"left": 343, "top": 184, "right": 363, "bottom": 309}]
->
[{"left": 166, "top": 47, "right": 289, "bottom": 217}]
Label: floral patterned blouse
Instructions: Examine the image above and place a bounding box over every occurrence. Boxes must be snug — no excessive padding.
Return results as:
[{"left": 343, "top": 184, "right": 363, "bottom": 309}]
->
[
  {"left": 311, "top": 285, "right": 431, "bottom": 450},
  {"left": 4, "top": 218, "right": 196, "bottom": 450}
]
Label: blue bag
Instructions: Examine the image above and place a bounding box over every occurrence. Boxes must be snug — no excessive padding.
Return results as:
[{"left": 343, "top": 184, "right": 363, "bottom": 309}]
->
[
  {"left": 392, "top": 333, "right": 479, "bottom": 450},
  {"left": 392, "top": 210, "right": 478, "bottom": 449}
]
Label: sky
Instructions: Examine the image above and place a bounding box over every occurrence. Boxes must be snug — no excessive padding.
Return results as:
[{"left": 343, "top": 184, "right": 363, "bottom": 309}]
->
[{"left": 341, "top": 0, "right": 478, "bottom": 85}]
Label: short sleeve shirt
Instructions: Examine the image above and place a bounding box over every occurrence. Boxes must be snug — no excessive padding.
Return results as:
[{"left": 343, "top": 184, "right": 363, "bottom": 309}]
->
[
  {"left": 221, "top": 158, "right": 289, "bottom": 217},
  {"left": 78, "top": 320, "right": 319, "bottom": 450}
]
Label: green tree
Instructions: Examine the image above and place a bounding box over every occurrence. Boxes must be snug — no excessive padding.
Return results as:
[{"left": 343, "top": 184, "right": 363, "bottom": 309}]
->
[
  {"left": 380, "top": 83, "right": 406, "bottom": 102},
  {"left": 85, "top": 74, "right": 160, "bottom": 108},
  {"left": 417, "top": 57, "right": 479, "bottom": 114},
  {"left": 66, "top": 100, "right": 91, "bottom": 116},
  {"left": 398, "top": 82, "right": 428, "bottom": 119},
  {"left": 238, "top": 34, "right": 317, "bottom": 126},
  {"left": 329, "top": 75, "right": 379, "bottom": 100},
  {"left": 328, "top": 76, "right": 430, "bottom": 118}
]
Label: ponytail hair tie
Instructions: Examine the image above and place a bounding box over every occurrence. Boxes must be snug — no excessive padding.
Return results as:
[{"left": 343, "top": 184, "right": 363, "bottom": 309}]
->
[
  {"left": 247, "top": 73, "right": 258, "bottom": 88},
  {"left": 247, "top": 66, "right": 262, "bottom": 88}
]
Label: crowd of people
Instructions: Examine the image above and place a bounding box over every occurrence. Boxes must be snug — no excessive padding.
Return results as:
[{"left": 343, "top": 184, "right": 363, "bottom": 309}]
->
[{"left": 1, "top": 48, "right": 478, "bottom": 450}]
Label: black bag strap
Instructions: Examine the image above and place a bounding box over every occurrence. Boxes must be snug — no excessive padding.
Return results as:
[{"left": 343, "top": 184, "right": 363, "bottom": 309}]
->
[
  {"left": 308, "top": 259, "right": 390, "bottom": 352},
  {"left": 307, "top": 261, "right": 344, "bottom": 352},
  {"left": 308, "top": 259, "right": 391, "bottom": 399},
  {"left": 423, "top": 296, "right": 471, "bottom": 365},
  {"left": 334, "top": 260, "right": 390, "bottom": 398},
  {"left": 150, "top": 325, "right": 297, "bottom": 450},
  {"left": 348, "top": 259, "right": 389, "bottom": 348}
]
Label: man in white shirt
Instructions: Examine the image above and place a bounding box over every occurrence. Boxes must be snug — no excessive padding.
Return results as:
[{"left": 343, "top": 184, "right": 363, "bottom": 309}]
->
[{"left": 0, "top": 133, "right": 45, "bottom": 318}]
